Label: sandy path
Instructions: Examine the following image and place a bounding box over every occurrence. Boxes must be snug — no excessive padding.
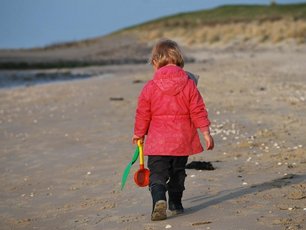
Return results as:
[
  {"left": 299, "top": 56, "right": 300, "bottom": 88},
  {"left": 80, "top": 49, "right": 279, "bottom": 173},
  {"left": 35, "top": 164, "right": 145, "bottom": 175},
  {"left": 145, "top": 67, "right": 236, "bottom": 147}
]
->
[{"left": 0, "top": 49, "right": 305, "bottom": 230}]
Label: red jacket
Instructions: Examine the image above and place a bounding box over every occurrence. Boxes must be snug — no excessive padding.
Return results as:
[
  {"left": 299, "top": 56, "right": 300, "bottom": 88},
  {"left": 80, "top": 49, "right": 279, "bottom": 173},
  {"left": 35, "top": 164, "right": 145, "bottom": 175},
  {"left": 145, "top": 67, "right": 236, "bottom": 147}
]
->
[{"left": 134, "top": 65, "right": 210, "bottom": 156}]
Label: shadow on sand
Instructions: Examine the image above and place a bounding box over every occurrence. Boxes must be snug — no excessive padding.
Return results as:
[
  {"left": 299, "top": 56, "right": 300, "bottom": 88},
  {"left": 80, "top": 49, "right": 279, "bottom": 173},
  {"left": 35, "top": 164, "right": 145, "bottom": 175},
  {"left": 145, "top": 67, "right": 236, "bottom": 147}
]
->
[{"left": 184, "top": 173, "right": 306, "bottom": 215}]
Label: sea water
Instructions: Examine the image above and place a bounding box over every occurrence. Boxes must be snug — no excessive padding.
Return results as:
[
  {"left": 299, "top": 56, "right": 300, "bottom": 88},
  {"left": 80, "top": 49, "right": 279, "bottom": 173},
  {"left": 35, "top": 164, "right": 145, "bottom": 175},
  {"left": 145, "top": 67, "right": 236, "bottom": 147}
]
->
[{"left": 0, "top": 70, "right": 92, "bottom": 89}]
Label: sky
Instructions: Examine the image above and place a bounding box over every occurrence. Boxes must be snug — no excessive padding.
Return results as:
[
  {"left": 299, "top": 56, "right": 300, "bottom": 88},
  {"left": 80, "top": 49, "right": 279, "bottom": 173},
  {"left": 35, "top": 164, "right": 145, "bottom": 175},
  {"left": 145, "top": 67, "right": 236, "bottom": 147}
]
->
[{"left": 0, "top": 0, "right": 305, "bottom": 49}]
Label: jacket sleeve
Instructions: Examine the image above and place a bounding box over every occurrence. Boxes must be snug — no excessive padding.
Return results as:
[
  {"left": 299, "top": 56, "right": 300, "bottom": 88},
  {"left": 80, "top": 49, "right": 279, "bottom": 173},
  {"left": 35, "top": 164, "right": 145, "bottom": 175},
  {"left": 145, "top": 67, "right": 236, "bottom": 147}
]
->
[
  {"left": 189, "top": 82, "right": 211, "bottom": 129},
  {"left": 134, "top": 83, "right": 151, "bottom": 137}
]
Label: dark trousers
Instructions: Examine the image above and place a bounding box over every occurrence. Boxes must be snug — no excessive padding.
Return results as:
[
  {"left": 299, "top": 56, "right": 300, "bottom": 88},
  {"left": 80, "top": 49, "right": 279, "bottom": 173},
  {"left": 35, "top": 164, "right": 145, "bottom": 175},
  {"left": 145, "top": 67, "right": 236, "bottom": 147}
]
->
[{"left": 148, "top": 156, "right": 188, "bottom": 193}]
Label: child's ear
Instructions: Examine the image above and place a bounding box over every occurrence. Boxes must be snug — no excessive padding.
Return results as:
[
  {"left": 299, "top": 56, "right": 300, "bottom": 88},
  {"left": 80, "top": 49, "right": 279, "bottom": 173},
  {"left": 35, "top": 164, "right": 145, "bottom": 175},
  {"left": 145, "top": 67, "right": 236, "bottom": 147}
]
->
[{"left": 152, "top": 60, "right": 158, "bottom": 70}]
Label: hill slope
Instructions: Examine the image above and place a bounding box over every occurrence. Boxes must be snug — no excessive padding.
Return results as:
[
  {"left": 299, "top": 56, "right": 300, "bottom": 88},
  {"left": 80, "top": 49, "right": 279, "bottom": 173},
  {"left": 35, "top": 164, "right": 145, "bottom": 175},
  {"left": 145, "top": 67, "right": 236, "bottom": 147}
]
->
[
  {"left": 1, "top": 3, "right": 306, "bottom": 69},
  {"left": 123, "top": 3, "right": 306, "bottom": 46}
]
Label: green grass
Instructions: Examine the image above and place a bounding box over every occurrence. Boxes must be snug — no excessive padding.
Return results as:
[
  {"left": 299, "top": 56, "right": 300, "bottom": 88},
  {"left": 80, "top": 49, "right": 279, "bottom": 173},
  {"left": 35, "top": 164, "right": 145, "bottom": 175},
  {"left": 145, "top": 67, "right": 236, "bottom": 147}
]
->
[{"left": 122, "top": 3, "right": 306, "bottom": 31}]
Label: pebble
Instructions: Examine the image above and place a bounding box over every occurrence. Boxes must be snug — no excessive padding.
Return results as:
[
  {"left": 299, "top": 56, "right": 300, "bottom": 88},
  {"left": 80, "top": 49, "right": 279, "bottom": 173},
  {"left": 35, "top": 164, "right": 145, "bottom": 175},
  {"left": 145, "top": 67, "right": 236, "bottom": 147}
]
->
[
  {"left": 242, "top": 182, "right": 248, "bottom": 185},
  {"left": 165, "top": 224, "right": 172, "bottom": 229},
  {"left": 87, "top": 171, "right": 91, "bottom": 175},
  {"left": 190, "top": 175, "right": 195, "bottom": 178}
]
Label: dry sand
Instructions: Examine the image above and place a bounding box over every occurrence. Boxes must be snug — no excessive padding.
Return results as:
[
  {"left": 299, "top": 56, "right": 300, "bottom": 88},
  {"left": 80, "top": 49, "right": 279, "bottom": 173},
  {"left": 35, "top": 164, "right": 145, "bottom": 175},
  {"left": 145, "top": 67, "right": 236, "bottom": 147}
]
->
[{"left": 0, "top": 48, "right": 306, "bottom": 230}]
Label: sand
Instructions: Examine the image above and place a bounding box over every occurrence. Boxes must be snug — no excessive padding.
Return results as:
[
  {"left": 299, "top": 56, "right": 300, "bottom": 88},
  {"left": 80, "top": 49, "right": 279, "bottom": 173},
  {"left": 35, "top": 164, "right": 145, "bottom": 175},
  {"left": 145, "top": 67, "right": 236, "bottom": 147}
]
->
[{"left": 0, "top": 48, "right": 306, "bottom": 230}]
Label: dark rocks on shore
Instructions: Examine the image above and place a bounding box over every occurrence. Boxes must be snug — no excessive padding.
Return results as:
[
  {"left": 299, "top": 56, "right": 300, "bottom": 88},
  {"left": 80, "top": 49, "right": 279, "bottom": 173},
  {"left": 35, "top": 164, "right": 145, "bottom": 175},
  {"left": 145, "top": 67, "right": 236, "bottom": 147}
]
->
[{"left": 185, "top": 161, "right": 215, "bottom": 170}]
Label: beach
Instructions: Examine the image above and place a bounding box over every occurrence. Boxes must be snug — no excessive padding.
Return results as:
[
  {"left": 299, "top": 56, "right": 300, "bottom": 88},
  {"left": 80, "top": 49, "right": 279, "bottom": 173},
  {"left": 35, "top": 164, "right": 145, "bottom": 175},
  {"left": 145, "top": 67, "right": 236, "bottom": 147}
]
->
[{"left": 1, "top": 48, "right": 306, "bottom": 230}]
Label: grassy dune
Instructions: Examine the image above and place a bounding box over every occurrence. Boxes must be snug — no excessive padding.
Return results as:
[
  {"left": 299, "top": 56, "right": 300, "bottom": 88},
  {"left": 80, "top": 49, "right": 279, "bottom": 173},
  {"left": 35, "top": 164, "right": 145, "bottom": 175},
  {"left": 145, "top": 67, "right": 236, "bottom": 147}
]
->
[{"left": 122, "top": 3, "right": 306, "bottom": 45}]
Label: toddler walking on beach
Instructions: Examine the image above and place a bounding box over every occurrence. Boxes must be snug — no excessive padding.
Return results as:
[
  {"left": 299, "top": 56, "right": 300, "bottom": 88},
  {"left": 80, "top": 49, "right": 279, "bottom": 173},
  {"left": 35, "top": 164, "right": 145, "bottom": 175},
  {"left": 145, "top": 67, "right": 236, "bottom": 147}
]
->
[{"left": 132, "top": 39, "right": 214, "bottom": 221}]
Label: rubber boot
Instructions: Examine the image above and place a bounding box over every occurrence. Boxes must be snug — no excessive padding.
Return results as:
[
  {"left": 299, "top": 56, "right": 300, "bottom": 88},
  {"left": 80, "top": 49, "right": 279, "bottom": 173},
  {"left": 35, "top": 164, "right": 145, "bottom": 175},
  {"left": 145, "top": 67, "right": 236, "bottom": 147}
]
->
[
  {"left": 150, "top": 184, "right": 167, "bottom": 221},
  {"left": 168, "top": 191, "right": 184, "bottom": 214}
]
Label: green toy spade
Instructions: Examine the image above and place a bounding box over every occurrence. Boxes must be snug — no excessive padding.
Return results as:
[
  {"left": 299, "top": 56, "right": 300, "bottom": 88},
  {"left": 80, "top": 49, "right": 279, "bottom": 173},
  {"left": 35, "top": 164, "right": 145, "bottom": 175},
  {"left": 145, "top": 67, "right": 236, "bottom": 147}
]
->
[{"left": 121, "top": 144, "right": 139, "bottom": 190}]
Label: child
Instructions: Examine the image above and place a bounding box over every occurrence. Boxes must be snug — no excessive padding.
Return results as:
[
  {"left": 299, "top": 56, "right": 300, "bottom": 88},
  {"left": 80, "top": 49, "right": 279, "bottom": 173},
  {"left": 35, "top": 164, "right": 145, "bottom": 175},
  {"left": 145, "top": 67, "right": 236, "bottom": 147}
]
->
[{"left": 132, "top": 39, "right": 214, "bottom": 221}]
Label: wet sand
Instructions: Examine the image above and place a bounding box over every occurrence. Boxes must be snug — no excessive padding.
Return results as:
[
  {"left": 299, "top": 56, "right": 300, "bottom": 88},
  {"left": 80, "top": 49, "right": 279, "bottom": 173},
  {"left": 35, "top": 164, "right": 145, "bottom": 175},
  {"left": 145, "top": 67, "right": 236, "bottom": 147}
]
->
[{"left": 0, "top": 48, "right": 306, "bottom": 230}]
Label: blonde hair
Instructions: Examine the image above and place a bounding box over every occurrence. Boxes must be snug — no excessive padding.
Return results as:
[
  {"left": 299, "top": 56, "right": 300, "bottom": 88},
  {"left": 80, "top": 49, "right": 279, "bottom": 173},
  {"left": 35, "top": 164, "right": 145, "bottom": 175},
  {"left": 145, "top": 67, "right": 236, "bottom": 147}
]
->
[{"left": 149, "top": 39, "right": 184, "bottom": 69}]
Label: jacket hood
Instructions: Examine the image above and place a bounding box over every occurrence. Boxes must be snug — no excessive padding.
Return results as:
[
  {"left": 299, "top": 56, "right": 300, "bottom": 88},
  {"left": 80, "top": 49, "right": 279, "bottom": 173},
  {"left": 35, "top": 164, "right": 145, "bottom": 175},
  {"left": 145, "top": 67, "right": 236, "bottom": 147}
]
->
[{"left": 153, "top": 65, "right": 188, "bottom": 96}]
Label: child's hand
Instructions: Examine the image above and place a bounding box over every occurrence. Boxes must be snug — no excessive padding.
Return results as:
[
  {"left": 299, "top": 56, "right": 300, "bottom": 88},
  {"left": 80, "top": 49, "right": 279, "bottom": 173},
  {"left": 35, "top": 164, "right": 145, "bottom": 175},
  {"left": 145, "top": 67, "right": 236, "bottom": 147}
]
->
[
  {"left": 132, "top": 135, "right": 144, "bottom": 144},
  {"left": 203, "top": 132, "right": 214, "bottom": 150}
]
